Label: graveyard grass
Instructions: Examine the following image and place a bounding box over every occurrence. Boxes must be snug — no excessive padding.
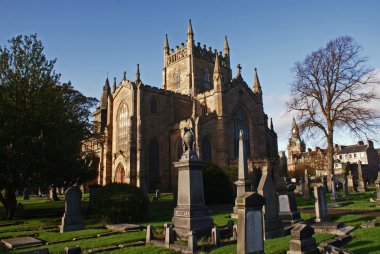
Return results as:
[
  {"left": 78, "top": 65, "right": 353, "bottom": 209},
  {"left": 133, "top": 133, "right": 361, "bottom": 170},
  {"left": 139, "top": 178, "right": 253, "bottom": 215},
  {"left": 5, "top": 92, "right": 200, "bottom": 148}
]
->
[{"left": 0, "top": 190, "right": 380, "bottom": 254}]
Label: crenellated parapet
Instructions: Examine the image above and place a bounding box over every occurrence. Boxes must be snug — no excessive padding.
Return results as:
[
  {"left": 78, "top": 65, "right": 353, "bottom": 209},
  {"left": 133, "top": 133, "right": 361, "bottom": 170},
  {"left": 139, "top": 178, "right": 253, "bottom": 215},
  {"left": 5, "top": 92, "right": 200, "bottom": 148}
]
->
[
  {"left": 166, "top": 43, "right": 189, "bottom": 66},
  {"left": 193, "top": 43, "right": 229, "bottom": 68}
]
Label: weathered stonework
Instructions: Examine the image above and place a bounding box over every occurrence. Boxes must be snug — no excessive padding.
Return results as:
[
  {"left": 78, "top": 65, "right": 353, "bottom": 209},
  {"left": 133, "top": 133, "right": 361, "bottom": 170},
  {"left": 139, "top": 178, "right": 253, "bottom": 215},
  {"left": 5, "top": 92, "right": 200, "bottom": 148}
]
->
[{"left": 83, "top": 20, "right": 279, "bottom": 192}]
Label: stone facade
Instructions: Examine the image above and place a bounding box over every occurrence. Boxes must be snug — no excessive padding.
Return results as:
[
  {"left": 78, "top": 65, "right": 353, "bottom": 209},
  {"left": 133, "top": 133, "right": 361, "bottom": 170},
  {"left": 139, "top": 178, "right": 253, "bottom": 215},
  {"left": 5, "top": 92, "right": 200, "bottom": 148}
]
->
[{"left": 84, "top": 20, "right": 279, "bottom": 191}]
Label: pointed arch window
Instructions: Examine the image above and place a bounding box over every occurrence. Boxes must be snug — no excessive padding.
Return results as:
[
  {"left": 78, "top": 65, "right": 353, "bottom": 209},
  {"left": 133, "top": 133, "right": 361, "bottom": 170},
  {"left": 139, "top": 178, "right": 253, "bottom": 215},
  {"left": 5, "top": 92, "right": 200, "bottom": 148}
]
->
[
  {"left": 118, "top": 103, "right": 129, "bottom": 152},
  {"left": 202, "top": 138, "right": 212, "bottom": 161},
  {"left": 233, "top": 106, "right": 250, "bottom": 158},
  {"left": 202, "top": 71, "right": 210, "bottom": 90},
  {"left": 175, "top": 73, "right": 181, "bottom": 88},
  {"left": 115, "top": 164, "right": 126, "bottom": 183},
  {"left": 149, "top": 139, "right": 160, "bottom": 180}
]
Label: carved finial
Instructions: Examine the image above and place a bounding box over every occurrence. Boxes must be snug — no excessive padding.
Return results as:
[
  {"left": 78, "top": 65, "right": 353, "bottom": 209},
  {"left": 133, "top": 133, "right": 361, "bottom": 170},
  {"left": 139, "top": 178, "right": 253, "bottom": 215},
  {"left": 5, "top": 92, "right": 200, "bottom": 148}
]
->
[
  {"left": 183, "top": 127, "right": 194, "bottom": 152},
  {"left": 187, "top": 19, "right": 193, "bottom": 36},
  {"left": 123, "top": 71, "right": 127, "bottom": 81},
  {"left": 239, "top": 130, "right": 244, "bottom": 140},
  {"left": 113, "top": 77, "right": 117, "bottom": 92},
  {"left": 213, "top": 53, "right": 222, "bottom": 75},
  {"left": 270, "top": 118, "right": 274, "bottom": 131},
  {"left": 237, "top": 64, "right": 242, "bottom": 77},
  {"left": 136, "top": 64, "right": 140, "bottom": 82},
  {"left": 253, "top": 67, "right": 262, "bottom": 93},
  {"left": 164, "top": 34, "right": 169, "bottom": 54}
]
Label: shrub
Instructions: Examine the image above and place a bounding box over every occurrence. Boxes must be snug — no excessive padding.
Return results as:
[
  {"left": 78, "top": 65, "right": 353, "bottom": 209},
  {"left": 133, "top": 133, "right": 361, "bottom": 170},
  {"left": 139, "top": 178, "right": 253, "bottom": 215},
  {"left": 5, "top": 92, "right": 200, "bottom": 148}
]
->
[
  {"left": 93, "top": 183, "right": 149, "bottom": 224},
  {"left": 202, "top": 162, "right": 235, "bottom": 204}
]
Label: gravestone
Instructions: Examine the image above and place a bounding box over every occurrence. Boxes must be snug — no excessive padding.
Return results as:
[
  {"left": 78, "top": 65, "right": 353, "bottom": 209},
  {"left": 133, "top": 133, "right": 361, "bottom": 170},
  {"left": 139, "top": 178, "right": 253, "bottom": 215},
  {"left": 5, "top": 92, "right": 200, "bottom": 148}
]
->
[
  {"left": 303, "top": 170, "right": 310, "bottom": 200},
  {"left": 155, "top": 189, "right": 160, "bottom": 199},
  {"left": 236, "top": 192, "right": 265, "bottom": 254},
  {"left": 64, "top": 246, "right": 81, "bottom": 254},
  {"left": 172, "top": 128, "right": 213, "bottom": 239},
  {"left": 60, "top": 186, "right": 84, "bottom": 233},
  {"left": 211, "top": 226, "right": 220, "bottom": 247},
  {"left": 165, "top": 225, "right": 173, "bottom": 248},
  {"left": 287, "top": 224, "right": 317, "bottom": 254},
  {"left": 88, "top": 184, "right": 100, "bottom": 212},
  {"left": 342, "top": 175, "right": 349, "bottom": 197},
  {"left": 375, "top": 171, "right": 380, "bottom": 206},
  {"left": 357, "top": 160, "right": 367, "bottom": 192},
  {"left": 330, "top": 175, "right": 338, "bottom": 201},
  {"left": 232, "top": 130, "right": 251, "bottom": 219},
  {"left": 23, "top": 188, "right": 30, "bottom": 200},
  {"left": 258, "top": 165, "right": 284, "bottom": 239},
  {"left": 314, "top": 185, "right": 328, "bottom": 222},
  {"left": 347, "top": 171, "right": 355, "bottom": 192},
  {"left": 278, "top": 184, "right": 302, "bottom": 225},
  {"left": 146, "top": 225, "right": 154, "bottom": 243},
  {"left": 1, "top": 237, "right": 42, "bottom": 249}
]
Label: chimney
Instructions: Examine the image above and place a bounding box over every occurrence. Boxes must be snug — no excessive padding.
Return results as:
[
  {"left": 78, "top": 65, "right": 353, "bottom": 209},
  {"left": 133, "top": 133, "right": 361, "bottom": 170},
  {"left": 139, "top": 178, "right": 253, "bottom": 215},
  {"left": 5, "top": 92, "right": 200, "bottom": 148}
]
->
[
  {"left": 367, "top": 139, "right": 374, "bottom": 148},
  {"left": 357, "top": 140, "right": 364, "bottom": 145}
]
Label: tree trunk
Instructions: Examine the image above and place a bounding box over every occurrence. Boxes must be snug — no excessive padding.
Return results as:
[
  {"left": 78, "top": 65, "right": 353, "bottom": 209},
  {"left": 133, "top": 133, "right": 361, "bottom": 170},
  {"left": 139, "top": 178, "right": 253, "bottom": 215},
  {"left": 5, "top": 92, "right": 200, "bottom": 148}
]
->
[
  {"left": 326, "top": 132, "right": 334, "bottom": 191},
  {"left": 1, "top": 187, "right": 17, "bottom": 219}
]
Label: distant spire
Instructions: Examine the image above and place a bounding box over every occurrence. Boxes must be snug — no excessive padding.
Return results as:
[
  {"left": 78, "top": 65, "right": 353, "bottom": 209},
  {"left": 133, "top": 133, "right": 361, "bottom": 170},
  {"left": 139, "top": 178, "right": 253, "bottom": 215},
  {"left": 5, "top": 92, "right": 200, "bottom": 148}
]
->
[
  {"left": 105, "top": 77, "right": 110, "bottom": 88},
  {"left": 164, "top": 34, "right": 169, "bottom": 54},
  {"left": 224, "top": 35, "right": 230, "bottom": 54},
  {"left": 100, "top": 77, "right": 111, "bottom": 109},
  {"left": 123, "top": 71, "right": 127, "bottom": 81},
  {"left": 113, "top": 77, "right": 117, "bottom": 92},
  {"left": 253, "top": 68, "right": 262, "bottom": 93},
  {"left": 136, "top": 64, "right": 140, "bottom": 82}
]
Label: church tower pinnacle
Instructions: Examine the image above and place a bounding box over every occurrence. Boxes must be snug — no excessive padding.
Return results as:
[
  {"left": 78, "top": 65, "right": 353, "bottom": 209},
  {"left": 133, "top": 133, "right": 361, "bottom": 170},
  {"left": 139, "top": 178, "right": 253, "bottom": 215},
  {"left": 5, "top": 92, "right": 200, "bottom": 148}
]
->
[
  {"left": 187, "top": 19, "right": 194, "bottom": 47},
  {"left": 253, "top": 68, "right": 262, "bottom": 94}
]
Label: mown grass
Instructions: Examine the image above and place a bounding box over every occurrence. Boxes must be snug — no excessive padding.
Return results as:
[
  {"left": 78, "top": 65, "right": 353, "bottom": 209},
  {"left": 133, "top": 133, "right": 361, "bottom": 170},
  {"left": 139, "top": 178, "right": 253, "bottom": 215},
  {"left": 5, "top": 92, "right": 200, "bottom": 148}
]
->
[{"left": 1, "top": 191, "right": 380, "bottom": 254}]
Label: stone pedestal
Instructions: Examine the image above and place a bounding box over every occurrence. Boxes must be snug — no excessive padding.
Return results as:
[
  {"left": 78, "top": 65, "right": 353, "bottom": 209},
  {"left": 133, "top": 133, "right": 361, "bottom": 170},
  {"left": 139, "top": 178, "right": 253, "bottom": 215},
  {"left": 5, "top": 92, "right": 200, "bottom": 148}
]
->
[
  {"left": 172, "top": 129, "right": 213, "bottom": 240},
  {"left": 258, "top": 166, "right": 284, "bottom": 239},
  {"left": 287, "top": 224, "right": 317, "bottom": 254},
  {"left": 60, "top": 186, "right": 84, "bottom": 233},
  {"left": 314, "top": 185, "right": 328, "bottom": 223},
  {"left": 375, "top": 172, "right": 380, "bottom": 206},
  {"left": 237, "top": 192, "right": 265, "bottom": 254},
  {"left": 278, "top": 185, "right": 302, "bottom": 225}
]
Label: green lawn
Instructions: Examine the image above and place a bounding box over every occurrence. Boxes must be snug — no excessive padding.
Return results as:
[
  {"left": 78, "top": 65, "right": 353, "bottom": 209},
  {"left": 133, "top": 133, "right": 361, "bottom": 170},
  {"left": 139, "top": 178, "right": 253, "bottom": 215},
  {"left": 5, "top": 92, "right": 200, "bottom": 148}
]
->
[{"left": 1, "top": 191, "right": 380, "bottom": 254}]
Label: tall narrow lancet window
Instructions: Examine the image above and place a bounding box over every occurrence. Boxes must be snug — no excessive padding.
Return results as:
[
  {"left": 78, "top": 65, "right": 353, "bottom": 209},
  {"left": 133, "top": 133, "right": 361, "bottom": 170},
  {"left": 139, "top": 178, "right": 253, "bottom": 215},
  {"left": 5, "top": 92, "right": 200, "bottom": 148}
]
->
[
  {"left": 233, "top": 106, "right": 250, "bottom": 158},
  {"left": 202, "top": 138, "right": 212, "bottom": 161},
  {"left": 118, "top": 103, "right": 129, "bottom": 152},
  {"left": 149, "top": 139, "right": 160, "bottom": 180},
  {"left": 202, "top": 71, "right": 210, "bottom": 90},
  {"left": 175, "top": 73, "right": 181, "bottom": 88}
]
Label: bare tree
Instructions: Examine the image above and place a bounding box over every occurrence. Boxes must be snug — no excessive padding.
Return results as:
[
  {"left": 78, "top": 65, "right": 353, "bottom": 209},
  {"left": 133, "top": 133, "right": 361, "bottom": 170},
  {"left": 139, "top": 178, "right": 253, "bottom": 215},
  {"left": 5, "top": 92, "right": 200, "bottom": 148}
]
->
[{"left": 287, "top": 36, "right": 379, "bottom": 188}]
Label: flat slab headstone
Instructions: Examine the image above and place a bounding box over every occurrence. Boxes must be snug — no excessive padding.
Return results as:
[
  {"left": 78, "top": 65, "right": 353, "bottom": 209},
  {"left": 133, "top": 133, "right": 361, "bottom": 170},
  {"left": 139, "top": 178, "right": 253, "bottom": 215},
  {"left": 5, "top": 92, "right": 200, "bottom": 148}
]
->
[
  {"left": 106, "top": 223, "right": 141, "bottom": 232},
  {"left": 1, "top": 237, "right": 42, "bottom": 249},
  {"left": 361, "top": 220, "right": 377, "bottom": 228},
  {"left": 19, "top": 248, "right": 50, "bottom": 254}
]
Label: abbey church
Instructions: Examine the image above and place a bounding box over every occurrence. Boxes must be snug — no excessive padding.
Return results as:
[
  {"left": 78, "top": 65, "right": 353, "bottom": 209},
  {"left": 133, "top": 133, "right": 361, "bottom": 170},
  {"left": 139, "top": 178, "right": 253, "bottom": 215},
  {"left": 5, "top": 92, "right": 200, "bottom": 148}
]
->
[{"left": 84, "top": 20, "right": 279, "bottom": 191}]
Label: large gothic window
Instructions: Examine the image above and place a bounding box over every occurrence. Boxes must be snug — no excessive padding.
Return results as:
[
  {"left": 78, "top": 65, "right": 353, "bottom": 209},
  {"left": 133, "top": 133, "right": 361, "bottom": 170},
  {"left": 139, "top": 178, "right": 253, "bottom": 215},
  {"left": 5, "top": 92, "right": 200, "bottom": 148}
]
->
[
  {"left": 233, "top": 106, "right": 250, "bottom": 158},
  {"left": 118, "top": 103, "right": 129, "bottom": 152},
  {"left": 202, "top": 71, "right": 210, "bottom": 90},
  {"left": 202, "top": 138, "right": 212, "bottom": 161},
  {"left": 149, "top": 139, "right": 160, "bottom": 180}
]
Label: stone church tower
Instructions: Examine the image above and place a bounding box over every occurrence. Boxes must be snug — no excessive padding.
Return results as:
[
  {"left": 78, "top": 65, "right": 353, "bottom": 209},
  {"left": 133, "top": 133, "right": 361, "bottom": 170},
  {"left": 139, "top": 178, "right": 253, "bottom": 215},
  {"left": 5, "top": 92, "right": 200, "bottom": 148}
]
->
[{"left": 85, "top": 20, "right": 279, "bottom": 192}]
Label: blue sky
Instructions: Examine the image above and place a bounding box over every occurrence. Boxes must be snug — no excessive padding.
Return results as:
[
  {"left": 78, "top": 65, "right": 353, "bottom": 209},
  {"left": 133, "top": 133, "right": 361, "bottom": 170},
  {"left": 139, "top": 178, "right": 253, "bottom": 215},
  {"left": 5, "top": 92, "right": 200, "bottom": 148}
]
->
[{"left": 1, "top": 0, "right": 379, "bottom": 151}]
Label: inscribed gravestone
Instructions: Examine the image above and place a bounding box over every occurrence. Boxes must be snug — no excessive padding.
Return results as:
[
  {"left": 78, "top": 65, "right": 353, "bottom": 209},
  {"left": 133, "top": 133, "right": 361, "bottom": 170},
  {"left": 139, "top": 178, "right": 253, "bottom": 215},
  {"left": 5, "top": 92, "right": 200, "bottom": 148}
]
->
[{"left": 60, "top": 186, "right": 84, "bottom": 233}]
